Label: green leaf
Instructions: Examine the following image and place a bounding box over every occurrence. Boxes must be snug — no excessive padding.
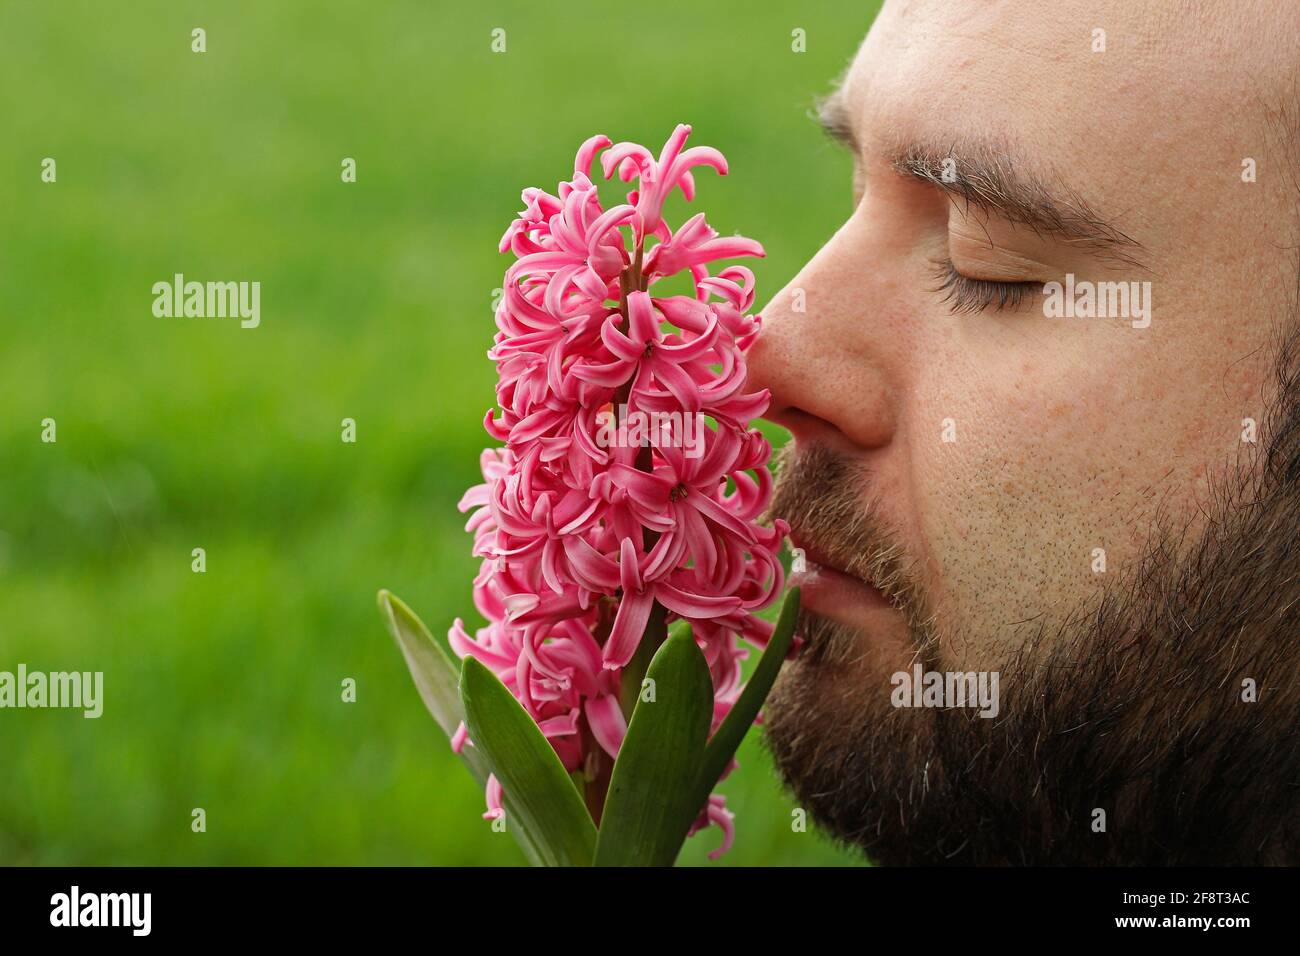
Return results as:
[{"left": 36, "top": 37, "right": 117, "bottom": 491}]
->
[
  {"left": 618, "top": 602, "right": 667, "bottom": 720},
  {"left": 378, "top": 590, "right": 472, "bottom": 743},
  {"left": 459, "top": 656, "right": 598, "bottom": 866},
  {"left": 378, "top": 589, "right": 544, "bottom": 866},
  {"left": 594, "top": 626, "right": 714, "bottom": 867},
  {"left": 666, "top": 617, "right": 693, "bottom": 645},
  {"left": 692, "top": 587, "right": 800, "bottom": 812}
]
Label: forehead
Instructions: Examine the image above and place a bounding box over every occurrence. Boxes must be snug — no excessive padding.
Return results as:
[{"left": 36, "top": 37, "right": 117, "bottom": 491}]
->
[
  {"left": 841, "top": 0, "right": 1277, "bottom": 229},
  {"left": 832, "top": 1, "right": 1289, "bottom": 267},
  {"left": 848, "top": 0, "right": 1273, "bottom": 124}
]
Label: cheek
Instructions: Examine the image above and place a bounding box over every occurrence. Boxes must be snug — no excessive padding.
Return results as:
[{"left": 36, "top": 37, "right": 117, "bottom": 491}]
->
[{"left": 905, "top": 352, "right": 1203, "bottom": 669}]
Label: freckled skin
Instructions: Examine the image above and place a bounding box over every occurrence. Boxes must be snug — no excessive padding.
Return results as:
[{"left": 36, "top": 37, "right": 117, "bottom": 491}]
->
[{"left": 748, "top": 0, "right": 1297, "bottom": 677}]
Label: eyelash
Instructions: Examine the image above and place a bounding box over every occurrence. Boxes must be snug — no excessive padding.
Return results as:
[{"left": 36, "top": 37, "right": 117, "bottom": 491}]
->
[{"left": 931, "top": 258, "right": 1039, "bottom": 315}]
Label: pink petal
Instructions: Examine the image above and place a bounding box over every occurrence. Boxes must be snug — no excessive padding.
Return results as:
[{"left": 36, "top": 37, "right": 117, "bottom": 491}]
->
[
  {"left": 585, "top": 694, "right": 627, "bottom": 758},
  {"left": 603, "top": 586, "right": 653, "bottom": 669},
  {"left": 653, "top": 581, "right": 740, "bottom": 619}
]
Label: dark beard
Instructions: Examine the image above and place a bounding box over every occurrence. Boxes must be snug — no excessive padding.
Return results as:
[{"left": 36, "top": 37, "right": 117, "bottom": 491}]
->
[{"left": 763, "top": 336, "right": 1300, "bottom": 866}]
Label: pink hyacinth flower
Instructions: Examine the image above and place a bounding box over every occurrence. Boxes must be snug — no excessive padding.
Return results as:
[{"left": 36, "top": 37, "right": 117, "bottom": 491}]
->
[{"left": 453, "top": 125, "right": 787, "bottom": 857}]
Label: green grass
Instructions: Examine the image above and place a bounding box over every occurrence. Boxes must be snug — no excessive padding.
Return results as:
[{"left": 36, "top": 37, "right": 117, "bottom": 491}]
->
[{"left": 0, "top": 0, "right": 873, "bottom": 865}]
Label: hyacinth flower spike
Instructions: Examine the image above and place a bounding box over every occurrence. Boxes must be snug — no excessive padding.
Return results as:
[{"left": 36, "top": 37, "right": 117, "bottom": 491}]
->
[{"left": 381, "top": 125, "right": 800, "bottom": 866}]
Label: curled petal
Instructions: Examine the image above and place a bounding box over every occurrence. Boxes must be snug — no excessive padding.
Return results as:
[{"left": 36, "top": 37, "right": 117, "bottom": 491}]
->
[
  {"left": 574, "top": 134, "right": 611, "bottom": 178},
  {"left": 585, "top": 694, "right": 627, "bottom": 758},
  {"left": 654, "top": 581, "right": 741, "bottom": 619},
  {"left": 604, "top": 586, "right": 653, "bottom": 669}
]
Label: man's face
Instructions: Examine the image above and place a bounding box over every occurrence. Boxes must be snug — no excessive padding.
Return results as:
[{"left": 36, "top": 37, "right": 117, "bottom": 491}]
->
[{"left": 751, "top": 0, "right": 1299, "bottom": 864}]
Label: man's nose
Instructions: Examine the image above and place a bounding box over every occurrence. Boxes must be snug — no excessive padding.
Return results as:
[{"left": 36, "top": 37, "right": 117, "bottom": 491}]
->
[{"left": 745, "top": 212, "right": 900, "bottom": 452}]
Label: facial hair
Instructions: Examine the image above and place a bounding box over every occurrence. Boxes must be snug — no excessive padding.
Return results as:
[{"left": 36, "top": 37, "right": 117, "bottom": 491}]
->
[{"left": 763, "top": 341, "right": 1300, "bottom": 865}]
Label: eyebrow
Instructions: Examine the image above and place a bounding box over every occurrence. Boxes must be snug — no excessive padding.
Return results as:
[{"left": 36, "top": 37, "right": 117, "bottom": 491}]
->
[{"left": 815, "top": 86, "right": 1148, "bottom": 268}]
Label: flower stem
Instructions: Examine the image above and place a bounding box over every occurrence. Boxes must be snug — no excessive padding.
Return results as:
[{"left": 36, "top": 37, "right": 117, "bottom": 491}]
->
[
  {"left": 580, "top": 715, "right": 613, "bottom": 825},
  {"left": 619, "top": 601, "right": 666, "bottom": 721},
  {"left": 612, "top": 240, "right": 667, "bottom": 714}
]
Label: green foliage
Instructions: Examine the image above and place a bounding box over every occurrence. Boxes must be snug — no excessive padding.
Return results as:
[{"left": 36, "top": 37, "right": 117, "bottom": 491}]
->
[
  {"left": 460, "top": 657, "right": 597, "bottom": 866},
  {"left": 0, "top": 0, "right": 870, "bottom": 866},
  {"left": 594, "top": 627, "right": 714, "bottom": 866}
]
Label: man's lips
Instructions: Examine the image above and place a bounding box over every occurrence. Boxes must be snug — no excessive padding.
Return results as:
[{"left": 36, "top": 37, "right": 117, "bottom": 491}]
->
[{"left": 787, "top": 536, "right": 894, "bottom": 618}]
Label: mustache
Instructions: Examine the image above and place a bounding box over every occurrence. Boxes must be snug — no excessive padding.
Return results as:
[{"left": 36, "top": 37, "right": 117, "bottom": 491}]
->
[{"left": 767, "top": 443, "right": 934, "bottom": 639}]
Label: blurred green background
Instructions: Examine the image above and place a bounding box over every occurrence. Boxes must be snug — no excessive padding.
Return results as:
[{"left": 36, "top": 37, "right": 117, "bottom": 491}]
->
[{"left": 0, "top": 0, "right": 874, "bottom": 865}]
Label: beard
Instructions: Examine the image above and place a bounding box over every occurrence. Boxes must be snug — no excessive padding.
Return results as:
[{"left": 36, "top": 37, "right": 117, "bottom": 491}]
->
[{"left": 763, "top": 341, "right": 1300, "bottom": 866}]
